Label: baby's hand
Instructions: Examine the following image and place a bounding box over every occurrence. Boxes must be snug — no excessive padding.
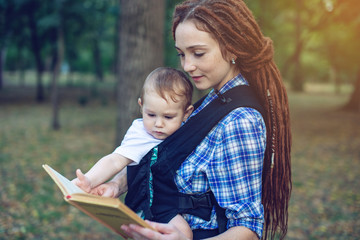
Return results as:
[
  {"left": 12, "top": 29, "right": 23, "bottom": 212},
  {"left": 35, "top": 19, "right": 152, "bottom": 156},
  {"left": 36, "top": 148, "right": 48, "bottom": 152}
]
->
[
  {"left": 72, "top": 169, "right": 92, "bottom": 193},
  {"left": 90, "top": 181, "right": 120, "bottom": 198}
]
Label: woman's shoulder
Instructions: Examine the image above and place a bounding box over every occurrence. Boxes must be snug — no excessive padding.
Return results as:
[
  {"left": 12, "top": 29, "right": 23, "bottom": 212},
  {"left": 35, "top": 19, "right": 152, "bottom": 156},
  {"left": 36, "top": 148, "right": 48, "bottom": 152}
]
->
[
  {"left": 220, "top": 107, "right": 264, "bottom": 126},
  {"left": 210, "top": 106, "right": 266, "bottom": 138}
]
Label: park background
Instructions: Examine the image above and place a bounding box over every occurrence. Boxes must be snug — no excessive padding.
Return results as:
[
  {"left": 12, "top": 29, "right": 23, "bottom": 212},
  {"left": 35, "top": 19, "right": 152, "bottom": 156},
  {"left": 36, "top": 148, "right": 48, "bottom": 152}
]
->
[{"left": 0, "top": 0, "right": 359, "bottom": 239}]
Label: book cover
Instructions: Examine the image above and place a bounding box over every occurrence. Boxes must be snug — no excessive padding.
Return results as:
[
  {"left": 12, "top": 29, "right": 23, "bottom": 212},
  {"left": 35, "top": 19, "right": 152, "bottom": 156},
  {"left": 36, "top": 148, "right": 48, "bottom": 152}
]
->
[{"left": 42, "top": 164, "right": 154, "bottom": 239}]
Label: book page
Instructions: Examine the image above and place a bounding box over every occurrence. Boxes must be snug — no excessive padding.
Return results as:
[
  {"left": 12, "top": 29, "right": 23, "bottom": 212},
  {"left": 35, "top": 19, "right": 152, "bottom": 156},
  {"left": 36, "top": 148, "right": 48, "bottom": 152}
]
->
[{"left": 43, "top": 164, "right": 85, "bottom": 195}]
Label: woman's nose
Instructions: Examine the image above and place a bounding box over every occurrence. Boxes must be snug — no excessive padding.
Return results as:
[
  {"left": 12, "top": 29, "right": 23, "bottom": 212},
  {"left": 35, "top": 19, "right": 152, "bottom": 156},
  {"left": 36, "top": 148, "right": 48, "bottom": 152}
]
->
[{"left": 182, "top": 57, "right": 196, "bottom": 73}]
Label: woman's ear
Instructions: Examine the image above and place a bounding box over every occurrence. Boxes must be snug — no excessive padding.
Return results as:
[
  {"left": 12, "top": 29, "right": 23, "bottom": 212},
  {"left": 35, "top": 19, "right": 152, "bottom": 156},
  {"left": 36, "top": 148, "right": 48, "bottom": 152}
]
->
[
  {"left": 225, "top": 51, "right": 237, "bottom": 63},
  {"left": 183, "top": 105, "right": 194, "bottom": 122}
]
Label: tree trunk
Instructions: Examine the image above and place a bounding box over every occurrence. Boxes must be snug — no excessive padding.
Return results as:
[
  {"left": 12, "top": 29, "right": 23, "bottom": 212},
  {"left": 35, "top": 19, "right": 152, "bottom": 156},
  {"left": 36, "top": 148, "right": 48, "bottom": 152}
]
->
[
  {"left": 93, "top": 39, "right": 103, "bottom": 82},
  {"left": 0, "top": 47, "right": 5, "bottom": 89},
  {"left": 28, "top": 9, "right": 45, "bottom": 102},
  {"left": 16, "top": 47, "right": 26, "bottom": 86},
  {"left": 291, "top": 0, "right": 304, "bottom": 92},
  {"left": 342, "top": 69, "right": 360, "bottom": 112},
  {"left": 115, "top": 0, "right": 165, "bottom": 145},
  {"left": 329, "top": 65, "right": 341, "bottom": 95},
  {"left": 113, "top": 9, "right": 120, "bottom": 76},
  {"left": 51, "top": 23, "right": 65, "bottom": 130}
]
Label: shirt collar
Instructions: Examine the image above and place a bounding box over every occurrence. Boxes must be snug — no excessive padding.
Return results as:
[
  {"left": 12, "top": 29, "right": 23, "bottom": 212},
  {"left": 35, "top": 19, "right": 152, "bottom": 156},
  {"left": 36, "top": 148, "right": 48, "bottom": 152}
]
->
[
  {"left": 190, "top": 73, "right": 249, "bottom": 118},
  {"left": 210, "top": 73, "right": 248, "bottom": 96}
]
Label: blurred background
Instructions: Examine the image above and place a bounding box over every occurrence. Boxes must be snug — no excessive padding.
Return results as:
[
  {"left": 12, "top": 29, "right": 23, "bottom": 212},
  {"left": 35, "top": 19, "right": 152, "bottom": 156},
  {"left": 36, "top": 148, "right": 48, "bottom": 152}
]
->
[{"left": 0, "top": 0, "right": 359, "bottom": 239}]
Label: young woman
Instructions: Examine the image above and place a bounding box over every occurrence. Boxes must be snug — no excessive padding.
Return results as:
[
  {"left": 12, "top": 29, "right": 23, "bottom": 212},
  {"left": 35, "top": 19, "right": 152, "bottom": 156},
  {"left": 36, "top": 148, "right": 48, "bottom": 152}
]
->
[{"left": 106, "top": 0, "right": 291, "bottom": 239}]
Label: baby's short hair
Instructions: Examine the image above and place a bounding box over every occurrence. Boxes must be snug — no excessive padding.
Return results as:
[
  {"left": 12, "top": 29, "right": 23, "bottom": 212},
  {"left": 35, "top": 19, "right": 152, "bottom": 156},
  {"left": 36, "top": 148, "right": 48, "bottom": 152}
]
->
[{"left": 141, "top": 67, "right": 193, "bottom": 109}]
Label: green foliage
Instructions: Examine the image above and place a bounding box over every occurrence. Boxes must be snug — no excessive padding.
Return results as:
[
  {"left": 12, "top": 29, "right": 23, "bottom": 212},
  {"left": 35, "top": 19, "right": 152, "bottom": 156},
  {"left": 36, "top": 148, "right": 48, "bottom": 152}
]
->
[
  {"left": 247, "top": 0, "right": 360, "bottom": 89},
  {"left": 2, "top": 0, "right": 118, "bottom": 75},
  {"left": 2, "top": 0, "right": 359, "bottom": 91}
]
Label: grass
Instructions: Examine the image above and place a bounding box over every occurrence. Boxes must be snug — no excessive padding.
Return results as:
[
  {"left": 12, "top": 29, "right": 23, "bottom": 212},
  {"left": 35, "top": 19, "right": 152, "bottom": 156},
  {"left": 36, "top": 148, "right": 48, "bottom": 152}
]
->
[
  {"left": 0, "top": 83, "right": 359, "bottom": 239},
  {"left": 0, "top": 100, "right": 120, "bottom": 239},
  {"left": 287, "top": 91, "right": 360, "bottom": 240}
]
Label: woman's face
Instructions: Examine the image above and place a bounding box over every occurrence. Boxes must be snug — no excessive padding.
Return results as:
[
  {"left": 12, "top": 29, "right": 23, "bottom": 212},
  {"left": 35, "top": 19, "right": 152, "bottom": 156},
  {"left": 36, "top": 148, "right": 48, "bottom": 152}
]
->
[{"left": 175, "top": 20, "right": 238, "bottom": 91}]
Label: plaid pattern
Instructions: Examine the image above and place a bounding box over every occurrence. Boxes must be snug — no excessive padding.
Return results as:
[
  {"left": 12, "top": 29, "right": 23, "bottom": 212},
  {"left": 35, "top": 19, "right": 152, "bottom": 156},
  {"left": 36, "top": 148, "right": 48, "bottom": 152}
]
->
[{"left": 175, "top": 74, "right": 266, "bottom": 238}]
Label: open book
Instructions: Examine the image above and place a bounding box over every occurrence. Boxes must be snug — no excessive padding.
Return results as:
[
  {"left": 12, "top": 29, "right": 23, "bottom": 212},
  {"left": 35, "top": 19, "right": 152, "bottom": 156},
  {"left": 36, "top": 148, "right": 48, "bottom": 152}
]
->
[{"left": 42, "top": 164, "right": 155, "bottom": 239}]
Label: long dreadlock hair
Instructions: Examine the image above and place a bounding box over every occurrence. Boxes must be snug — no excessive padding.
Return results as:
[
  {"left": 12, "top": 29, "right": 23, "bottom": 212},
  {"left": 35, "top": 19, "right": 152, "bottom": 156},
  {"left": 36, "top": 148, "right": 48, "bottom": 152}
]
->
[{"left": 172, "top": 1, "right": 292, "bottom": 239}]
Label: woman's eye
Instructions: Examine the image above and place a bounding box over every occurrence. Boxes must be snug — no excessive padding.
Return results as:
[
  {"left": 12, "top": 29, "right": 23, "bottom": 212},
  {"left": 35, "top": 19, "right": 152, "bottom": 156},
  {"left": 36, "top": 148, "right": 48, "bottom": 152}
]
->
[
  {"left": 177, "top": 52, "right": 185, "bottom": 58},
  {"left": 194, "top": 52, "right": 204, "bottom": 57}
]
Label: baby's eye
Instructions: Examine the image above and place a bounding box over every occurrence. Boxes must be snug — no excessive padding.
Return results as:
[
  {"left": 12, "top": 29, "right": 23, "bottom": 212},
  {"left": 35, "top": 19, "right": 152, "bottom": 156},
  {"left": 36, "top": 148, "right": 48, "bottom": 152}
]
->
[
  {"left": 165, "top": 116, "right": 174, "bottom": 120},
  {"left": 147, "top": 113, "right": 156, "bottom": 117}
]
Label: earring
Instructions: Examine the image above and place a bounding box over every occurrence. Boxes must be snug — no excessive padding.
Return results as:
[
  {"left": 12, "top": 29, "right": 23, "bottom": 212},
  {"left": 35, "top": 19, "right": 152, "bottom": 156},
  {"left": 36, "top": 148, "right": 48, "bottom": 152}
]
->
[{"left": 231, "top": 58, "right": 236, "bottom": 65}]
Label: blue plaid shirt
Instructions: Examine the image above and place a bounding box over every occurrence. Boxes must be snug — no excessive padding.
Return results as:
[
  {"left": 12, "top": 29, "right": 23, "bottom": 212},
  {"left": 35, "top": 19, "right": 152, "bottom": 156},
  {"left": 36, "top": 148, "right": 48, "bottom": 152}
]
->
[{"left": 175, "top": 74, "right": 266, "bottom": 238}]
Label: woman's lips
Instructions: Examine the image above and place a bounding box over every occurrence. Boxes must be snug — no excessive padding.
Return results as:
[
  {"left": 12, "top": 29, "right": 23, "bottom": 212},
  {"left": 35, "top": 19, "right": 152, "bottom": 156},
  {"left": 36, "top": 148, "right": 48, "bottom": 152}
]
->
[{"left": 191, "top": 76, "right": 202, "bottom": 82}]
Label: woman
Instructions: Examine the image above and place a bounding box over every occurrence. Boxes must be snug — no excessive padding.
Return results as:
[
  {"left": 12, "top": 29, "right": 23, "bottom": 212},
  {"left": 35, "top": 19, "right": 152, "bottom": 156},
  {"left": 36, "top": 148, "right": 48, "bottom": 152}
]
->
[{"left": 102, "top": 0, "right": 291, "bottom": 239}]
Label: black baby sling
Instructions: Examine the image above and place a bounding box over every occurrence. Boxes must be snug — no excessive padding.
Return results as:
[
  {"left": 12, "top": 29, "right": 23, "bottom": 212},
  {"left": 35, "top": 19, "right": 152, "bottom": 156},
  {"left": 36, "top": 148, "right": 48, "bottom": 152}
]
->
[{"left": 125, "top": 85, "right": 264, "bottom": 237}]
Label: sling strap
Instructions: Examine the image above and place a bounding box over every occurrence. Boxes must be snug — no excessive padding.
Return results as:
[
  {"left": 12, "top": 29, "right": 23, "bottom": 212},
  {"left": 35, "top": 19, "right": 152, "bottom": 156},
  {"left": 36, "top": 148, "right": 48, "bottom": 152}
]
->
[{"left": 126, "top": 85, "right": 264, "bottom": 234}]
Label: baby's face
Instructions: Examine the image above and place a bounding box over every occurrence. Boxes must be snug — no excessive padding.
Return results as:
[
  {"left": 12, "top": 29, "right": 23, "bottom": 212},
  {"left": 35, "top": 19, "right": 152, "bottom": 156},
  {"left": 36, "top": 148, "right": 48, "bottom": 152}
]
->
[{"left": 140, "top": 90, "right": 189, "bottom": 140}]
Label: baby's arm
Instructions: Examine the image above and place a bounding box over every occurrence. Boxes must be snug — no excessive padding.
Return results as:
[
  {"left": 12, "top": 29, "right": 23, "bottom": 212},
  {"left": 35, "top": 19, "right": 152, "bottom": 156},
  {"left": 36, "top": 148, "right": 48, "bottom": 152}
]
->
[{"left": 73, "top": 153, "right": 132, "bottom": 193}]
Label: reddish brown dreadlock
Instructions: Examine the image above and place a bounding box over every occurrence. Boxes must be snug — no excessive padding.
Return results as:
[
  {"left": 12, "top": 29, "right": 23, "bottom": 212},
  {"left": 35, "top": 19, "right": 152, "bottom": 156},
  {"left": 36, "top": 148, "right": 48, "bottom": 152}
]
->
[{"left": 172, "top": 1, "right": 292, "bottom": 239}]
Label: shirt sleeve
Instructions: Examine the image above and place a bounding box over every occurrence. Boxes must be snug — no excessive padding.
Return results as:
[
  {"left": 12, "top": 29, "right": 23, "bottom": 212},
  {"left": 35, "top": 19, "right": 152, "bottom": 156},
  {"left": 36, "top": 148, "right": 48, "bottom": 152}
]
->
[
  {"left": 207, "top": 108, "right": 266, "bottom": 238},
  {"left": 113, "top": 119, "right": 162, "bottom": 165}
]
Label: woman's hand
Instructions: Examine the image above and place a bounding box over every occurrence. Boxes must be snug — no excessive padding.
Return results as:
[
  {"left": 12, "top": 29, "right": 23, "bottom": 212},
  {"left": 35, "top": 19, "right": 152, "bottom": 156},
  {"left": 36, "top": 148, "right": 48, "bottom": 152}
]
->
[{"left": 121, "top": 220, "right": 190, "bottom": 240}]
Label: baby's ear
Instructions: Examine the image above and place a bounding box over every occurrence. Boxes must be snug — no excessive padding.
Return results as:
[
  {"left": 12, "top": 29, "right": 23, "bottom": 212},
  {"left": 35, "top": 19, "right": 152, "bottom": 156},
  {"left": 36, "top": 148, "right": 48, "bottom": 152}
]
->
[
  {"left": 183, "top": 105, "right": 194, "bottom": 121},
  {"left": 138, "top": 98, "right": 143, "bottom": 113}
]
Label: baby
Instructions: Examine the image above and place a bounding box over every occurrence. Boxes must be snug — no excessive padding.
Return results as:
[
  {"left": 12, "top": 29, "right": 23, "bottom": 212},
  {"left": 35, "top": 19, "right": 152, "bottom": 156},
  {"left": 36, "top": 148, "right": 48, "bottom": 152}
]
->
[{"left": 73, "top": 67, "right": 194, "bottom": 239}]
